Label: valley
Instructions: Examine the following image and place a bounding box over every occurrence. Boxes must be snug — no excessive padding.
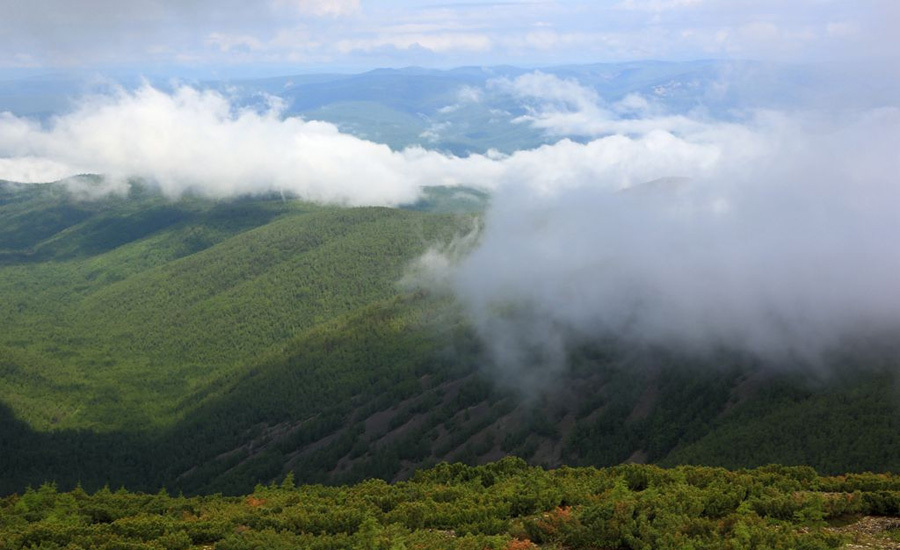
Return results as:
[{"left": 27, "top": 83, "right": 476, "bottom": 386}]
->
[{"left": 1, "top": 180, "right": 898, "bottom": 497}]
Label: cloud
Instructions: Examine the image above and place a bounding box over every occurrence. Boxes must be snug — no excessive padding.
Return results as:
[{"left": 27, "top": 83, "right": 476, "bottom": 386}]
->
[
  {"left": 336, "top": 32, "right": 493, "bottom": 54},
  {"left": 399, "top": 219, "right": 482, "bottom": 293},
  {"left": 3, "top": 77, "right": 900, "bottom": 380},
  {"left": 617, "top": 0, "right": 704, "bottom": 12},
  {"left": 484, "top": 130, "right": 720, "bottom": 195},
  {"left": 452, "top": 106, "right": 900, "bottom": 382},
  {"left": 277, "top": 0, "right": 361, "bottom": 17},
  {"left": 491, "top": 71, "right": 706, "bottom": 136},
  {"left": 457, "top": 85, "right": 484, "bottom": 103},
  {"left": 0, "top": 157, "right": 75, "bottom": 184},
  {"left": 0, "top": 82, "right": 718, "bottom": 202},
  {"left": 437, "top": 85, "right": 485, "bottom": 114},
  {"left": 0, "top": 85, "right": 497, "bottom": 205},
  {"left": 420, "top": 121, "right": 453, "bottom": 143},
  {"left": 0, "top": 1, "right": 894, "bottom": 70}
]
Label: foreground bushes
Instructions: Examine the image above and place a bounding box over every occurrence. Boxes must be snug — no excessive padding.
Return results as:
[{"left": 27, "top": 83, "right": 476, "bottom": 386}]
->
[{"left": 2, "top": 458, "right": 898, "bottom": 549}]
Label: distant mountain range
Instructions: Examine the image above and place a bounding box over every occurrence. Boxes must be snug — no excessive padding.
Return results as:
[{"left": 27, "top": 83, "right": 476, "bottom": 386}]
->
[{"left": 3, "top": 60, "right": 892, "bottom": 155}]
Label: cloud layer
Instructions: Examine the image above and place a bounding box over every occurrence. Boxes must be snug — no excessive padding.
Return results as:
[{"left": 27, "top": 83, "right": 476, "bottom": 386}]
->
[
  {"left": 0, "top": 1, "right": 894, "bottom": 71},
  {"left": 492, "top": 71, "right": 707, "bottom": 136},
  {"left": 0, "top": 86, "right": 482, "bottom": 205},
  {"left": 2, "top": 76, "right": 899, "bottom": 377},
  {"left": 0, "top": 83, "right": 720, "bottom": 203},
  {"left": 454, "top": 106, "right": 900, "bottom": 378}
]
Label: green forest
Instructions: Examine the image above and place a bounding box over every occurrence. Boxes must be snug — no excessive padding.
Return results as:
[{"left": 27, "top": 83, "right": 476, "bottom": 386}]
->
[
  {"left": 1, "top": 178, "right": 899, "bottom": 502},
  {"left": 3, "top": 459, "right": 900, "bottom": 549}
]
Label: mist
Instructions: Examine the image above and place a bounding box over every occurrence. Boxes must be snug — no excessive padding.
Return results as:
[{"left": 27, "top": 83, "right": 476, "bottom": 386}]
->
[
  {"left": 0, "top": 85, "right": 496, "bottom": 205},
  {"left": 2, "top": 72, "right": 899, "bottom": 378},
  {"left": 454, "top": 106, "right": 900, "bottom": 379},
  {"left": 0, "top": 82, "right": 718, "bottom": 203}
]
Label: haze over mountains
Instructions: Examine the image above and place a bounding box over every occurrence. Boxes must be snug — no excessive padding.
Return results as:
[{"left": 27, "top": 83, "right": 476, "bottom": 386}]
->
[
  {"left": 5, "top": 4, "right": 900, "bottom": 549},
  {"left": 1, "top": 54, "right": 899, "bottom": 497},
  {"left": 3, "top": 61, "right": 899, "bottom": 362},
  {"left": 2, "top": 60, "right": 895, "bottom": 151},
  {"left": 1, "top": 177, "right": 899, "bottom": 497}
]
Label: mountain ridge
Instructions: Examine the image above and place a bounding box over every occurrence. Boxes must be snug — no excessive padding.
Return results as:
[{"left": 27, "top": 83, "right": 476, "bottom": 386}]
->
[{"left": 1, "top": 180, "right": 898, "bottom": 497}]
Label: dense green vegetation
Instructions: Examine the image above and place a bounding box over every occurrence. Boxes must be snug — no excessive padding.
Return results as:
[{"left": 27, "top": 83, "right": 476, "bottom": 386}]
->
[
  {"left": 3, "top": 458, "right": 900, "bottom": 550},
  {"left": 0, "top": 178, "right": 469, "bottom": 432},
  {"left": 2, "top": 179, "right": 899, "bottom": 498}
]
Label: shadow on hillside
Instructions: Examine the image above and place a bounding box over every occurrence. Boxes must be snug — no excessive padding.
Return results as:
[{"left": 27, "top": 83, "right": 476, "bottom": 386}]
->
[
  {"left": 0, "top": 402, "right": 156, "bottom": 494},
  {"left": 0, "top": 182, "right": 297, "bottom": 265},
  {"left": 2, "top": 332, "right": 900, "bottom": 498}
]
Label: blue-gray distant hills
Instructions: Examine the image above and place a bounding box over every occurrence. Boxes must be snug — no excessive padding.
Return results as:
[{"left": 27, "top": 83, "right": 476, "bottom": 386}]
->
[{"left": 2, "top": 60, "right": 887, "bottom": 154}]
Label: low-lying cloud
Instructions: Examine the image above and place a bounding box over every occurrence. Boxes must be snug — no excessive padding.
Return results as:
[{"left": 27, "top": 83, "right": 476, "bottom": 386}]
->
[
  {"left": 491, "top": 71, "right": 706, "bottom": 137},
  {"left": 454, "top": 106, "right": 900, "bottom": 380},
  {"left": 0, "top": 85, "right": 491, "bottom": 205},
  {"left": 2, "top": 76, "right": 898, "bottom": 377},
  {"left": 0, "top": 83, "right": 718, "bottom": 204}
]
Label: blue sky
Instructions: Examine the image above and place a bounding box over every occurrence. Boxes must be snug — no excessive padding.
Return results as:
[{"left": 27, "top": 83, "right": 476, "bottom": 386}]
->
[{"left": 0, "top": 0, "right": 894, "bottom": 76}]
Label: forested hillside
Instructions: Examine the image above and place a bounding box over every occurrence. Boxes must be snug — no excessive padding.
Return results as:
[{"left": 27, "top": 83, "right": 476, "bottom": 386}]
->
[{"left": 1, "top": 179, "right": 899, "bottom": 497}]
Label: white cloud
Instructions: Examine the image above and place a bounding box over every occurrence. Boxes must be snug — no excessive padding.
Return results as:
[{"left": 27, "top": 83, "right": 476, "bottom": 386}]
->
[
  {"left": 3, "top": 76, "right": 899, "bottom": 374},
  {"left": 0, "top": 82, "right": 724, "bottom": 203},
  {"left": 205, "top": 33, "right": 264, "bottom": 53},
  {"left": 0, "top": 157, "right": 75, "bottom": 183},
  {"left": 617, "top": 0, "right": 704, "bottom": 12},
  {"left": 457, "top": 85, "right": 483, "bottom": 103},
  {"left": 336, "top": 32, "right": 492, "bottom": 54},
  {"left": 492, "top": 71, "right": 708, "bottom": 137},
  {"left": 0, "top": 0, "right": 893, "bottom": 70},
  {"left": 273, "top": 0, "right": 360, "bottom": 17},
  {"left": 496, "top": 71, "right": 600, "bottom": 112},
  {"left": 419, "top": 121, "right": 452, "bottom": 143},
  {"left": 0, "top": 86, "right": 481, "bottom": 205},
  {"left": 453, "top": 106, "right": 900, "bottom": 379},
  {"left": 613, "top": 93, "right": 651, "bottom": 115}
]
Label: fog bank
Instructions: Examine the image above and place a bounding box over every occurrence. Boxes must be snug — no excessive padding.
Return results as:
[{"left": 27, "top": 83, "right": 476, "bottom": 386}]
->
[
  {"left": 454, "top": 107, "right": 900, "bottom": 377},
  {"left": 2, "top": 77, "right": 898, "bottom": 375}
]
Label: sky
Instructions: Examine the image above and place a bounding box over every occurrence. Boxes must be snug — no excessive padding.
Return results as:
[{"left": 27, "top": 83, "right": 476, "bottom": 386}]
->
[{"left": 0, "top": 0, "right": 894, "bottom": 76}]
